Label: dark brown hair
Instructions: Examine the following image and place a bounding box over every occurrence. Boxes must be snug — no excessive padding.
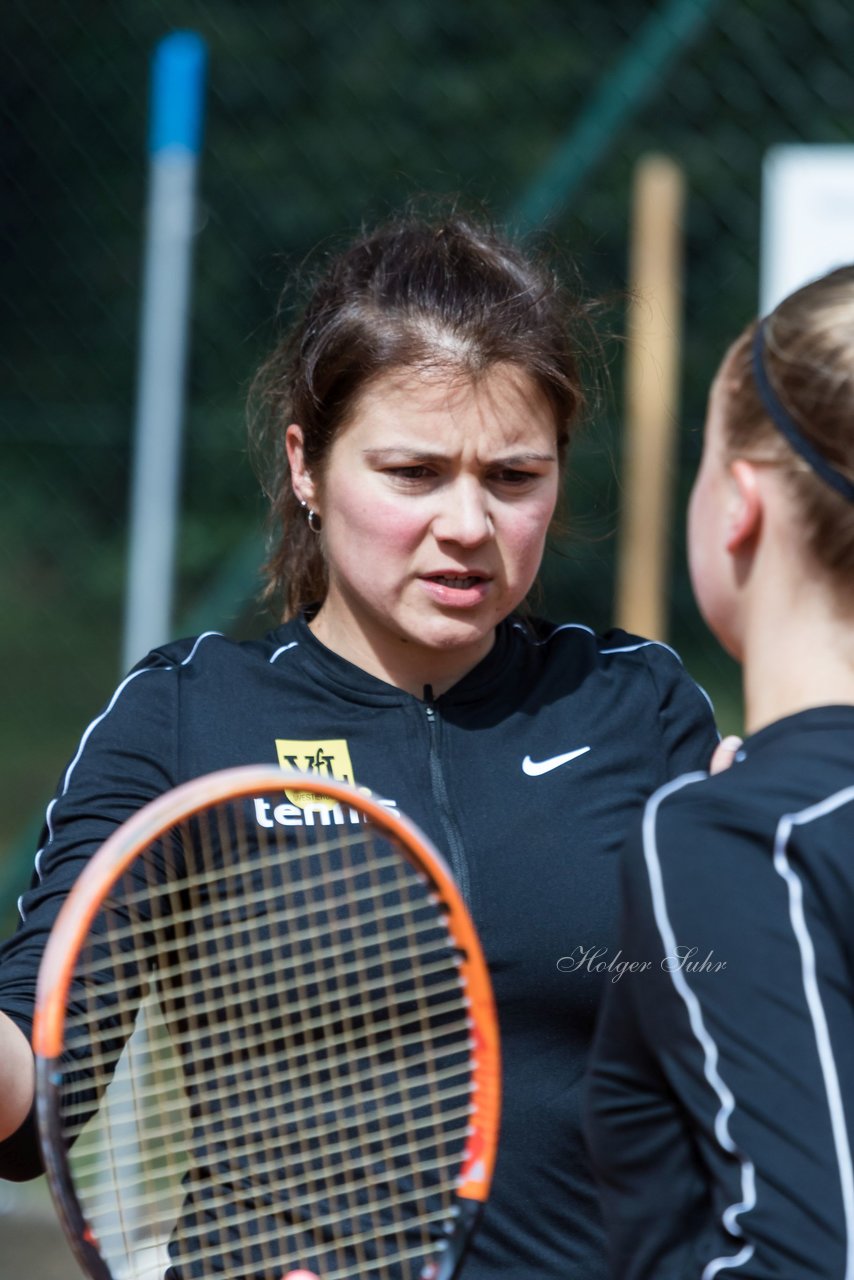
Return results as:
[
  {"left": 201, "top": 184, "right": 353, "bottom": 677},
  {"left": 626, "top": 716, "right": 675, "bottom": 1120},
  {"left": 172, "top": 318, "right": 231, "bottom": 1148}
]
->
[
  {"left": 722, "top": 264, "right": 854, "bottom": 585},
  {"left": 249, "top": 211, "right": 593, "bottom": 618}
]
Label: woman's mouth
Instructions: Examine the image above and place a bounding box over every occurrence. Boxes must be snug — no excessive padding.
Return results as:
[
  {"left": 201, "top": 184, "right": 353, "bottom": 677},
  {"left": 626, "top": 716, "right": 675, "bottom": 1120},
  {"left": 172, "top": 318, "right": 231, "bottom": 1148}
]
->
[
  {"left": 420, "top": 573, "right": 492, "bottom": 606},
  {"left": 430, "top": 574, "right": 483, "bottom": 589}
]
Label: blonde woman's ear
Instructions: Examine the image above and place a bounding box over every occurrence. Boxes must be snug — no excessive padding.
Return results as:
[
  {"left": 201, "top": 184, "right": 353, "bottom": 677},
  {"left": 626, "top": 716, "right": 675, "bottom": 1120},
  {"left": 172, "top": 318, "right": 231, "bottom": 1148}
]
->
[{"left": 725, "top": 459, "right": 762, "bottom": 554}]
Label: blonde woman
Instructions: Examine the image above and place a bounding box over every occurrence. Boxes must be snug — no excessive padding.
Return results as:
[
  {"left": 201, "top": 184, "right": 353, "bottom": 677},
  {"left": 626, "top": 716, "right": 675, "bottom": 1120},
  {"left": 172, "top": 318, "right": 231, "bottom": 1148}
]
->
[{"left": 587, "top": 266, "right": 854, "bottom": 1279}]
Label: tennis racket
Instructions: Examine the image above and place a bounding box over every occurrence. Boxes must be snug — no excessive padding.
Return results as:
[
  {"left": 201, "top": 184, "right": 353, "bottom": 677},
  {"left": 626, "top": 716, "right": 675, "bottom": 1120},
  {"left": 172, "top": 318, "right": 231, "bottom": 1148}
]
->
[{"left": 32, "top": 764, "right": 500, "bottom": 1280}]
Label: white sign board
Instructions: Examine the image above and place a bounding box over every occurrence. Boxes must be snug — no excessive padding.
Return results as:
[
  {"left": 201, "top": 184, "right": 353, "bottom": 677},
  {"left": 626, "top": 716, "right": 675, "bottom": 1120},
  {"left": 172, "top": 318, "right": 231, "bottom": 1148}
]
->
[{"left": 760, "top": 144, "right": 854, "bottom": 315}]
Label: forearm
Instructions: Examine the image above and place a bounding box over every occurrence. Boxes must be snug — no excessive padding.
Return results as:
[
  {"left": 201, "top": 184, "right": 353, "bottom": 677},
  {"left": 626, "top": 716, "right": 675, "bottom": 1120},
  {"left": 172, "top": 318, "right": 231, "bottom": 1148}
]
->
[{"left": 0, "top": 1011, "right": 35, "bottom": 1142}]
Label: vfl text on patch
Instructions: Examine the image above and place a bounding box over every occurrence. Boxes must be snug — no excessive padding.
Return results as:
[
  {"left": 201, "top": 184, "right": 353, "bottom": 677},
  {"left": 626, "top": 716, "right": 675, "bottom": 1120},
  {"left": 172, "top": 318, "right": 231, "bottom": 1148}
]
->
[
  {"left": 256, "top": 738, "right": 398, "bottom": 828},
  {"left": 275, "top": 738, "right": 354, "bottom": 809}
]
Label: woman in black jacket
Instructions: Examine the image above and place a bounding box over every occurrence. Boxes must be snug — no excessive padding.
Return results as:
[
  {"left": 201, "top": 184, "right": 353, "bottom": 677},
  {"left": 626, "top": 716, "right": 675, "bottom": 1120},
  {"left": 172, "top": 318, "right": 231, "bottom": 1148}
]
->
[
  {"left": 587, "top": 265, "right": 854, "bottom": 1280},
  {"left": 0, "top": 211, "right": 718, "bottom": 1279}
]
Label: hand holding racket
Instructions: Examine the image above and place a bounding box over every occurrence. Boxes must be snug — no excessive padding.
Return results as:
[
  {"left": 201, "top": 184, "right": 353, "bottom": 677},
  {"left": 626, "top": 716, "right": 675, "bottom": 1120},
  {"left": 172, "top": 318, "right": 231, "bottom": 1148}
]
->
[{"left": 33, "top": 765, "right": 500, "bottom": 1280}]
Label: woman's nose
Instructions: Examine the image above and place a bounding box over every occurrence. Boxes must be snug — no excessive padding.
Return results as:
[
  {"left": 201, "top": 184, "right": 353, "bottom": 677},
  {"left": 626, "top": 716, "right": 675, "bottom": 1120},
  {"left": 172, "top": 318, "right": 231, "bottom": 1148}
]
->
[{"left": 432, "top": 480, "right": 493, "bottom": 546}]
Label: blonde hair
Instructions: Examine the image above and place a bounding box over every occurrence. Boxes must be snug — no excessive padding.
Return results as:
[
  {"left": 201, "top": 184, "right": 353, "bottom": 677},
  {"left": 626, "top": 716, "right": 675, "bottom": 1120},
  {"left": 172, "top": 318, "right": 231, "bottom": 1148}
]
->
[{"left": 722, "top": 265, "right": 854, "bottom": 583}]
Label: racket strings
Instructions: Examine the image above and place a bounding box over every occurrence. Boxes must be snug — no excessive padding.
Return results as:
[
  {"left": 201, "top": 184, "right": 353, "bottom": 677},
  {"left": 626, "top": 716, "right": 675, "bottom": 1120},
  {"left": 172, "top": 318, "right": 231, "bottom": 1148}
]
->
[
  {"left": 163, "top": 1191, "right": 460, "bottom": 1276},
  {"left": 63, "top": 898, "right": 465, "bottom": 1089},
  {"left": 56, "top": 789, "right": 478, "bottom": 1279},
  {"left": 65, "top": 922, "right": 467, "bottom": 1047},
  {"left": 321, "top": 821, "right": 444, "bottom": 1275},
  {"left": 101, "top": 817, "right": 416, "bottom": 918},
  {"left": 208, "top": 806, "right": 454, "bottom": 1278},
  {"left": 78, "top": 1146, "right": 465, "bottom": 1259},
  {"left": 286, "top": 823, "right": 404, "bottom": 1276},
  {"left": 62, "top": 1016, "right": 473, "bottom": 1147},
  {"left": 63, "top": 950, "right": 469, "bottom": 1065},
  {"left": 71, "top": 1093, "right": 474, "bottom": 1214}
]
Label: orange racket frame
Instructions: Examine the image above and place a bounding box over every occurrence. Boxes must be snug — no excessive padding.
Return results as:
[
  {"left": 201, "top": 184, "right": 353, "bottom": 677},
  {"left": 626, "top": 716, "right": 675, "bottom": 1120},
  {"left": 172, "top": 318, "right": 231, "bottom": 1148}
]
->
[{"left": 33, "top": 765, "right": 501, "bottom": 1280}]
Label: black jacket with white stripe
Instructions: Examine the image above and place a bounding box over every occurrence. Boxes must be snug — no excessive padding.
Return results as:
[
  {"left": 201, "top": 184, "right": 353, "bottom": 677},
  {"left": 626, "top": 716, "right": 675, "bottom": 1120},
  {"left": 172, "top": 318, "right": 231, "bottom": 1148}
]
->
[
  {"left": 585, "top": 705, "right": 854, "bottom": 1280},
  {"left": 0, "top": 612, "right": 717, "bottom": 1278}
]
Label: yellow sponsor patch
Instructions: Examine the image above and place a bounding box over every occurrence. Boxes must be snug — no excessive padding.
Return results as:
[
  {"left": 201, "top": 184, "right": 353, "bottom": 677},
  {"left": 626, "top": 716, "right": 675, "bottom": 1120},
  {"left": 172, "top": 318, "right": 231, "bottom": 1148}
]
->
[{"left": 275, "top": 738, "right": 355, "bottom": 810}]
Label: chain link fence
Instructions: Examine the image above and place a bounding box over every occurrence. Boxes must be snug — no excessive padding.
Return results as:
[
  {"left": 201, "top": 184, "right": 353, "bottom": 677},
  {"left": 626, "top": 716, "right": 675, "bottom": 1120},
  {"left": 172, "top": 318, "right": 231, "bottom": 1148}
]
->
[{"left": 2, "top": 0, "right": 851, "bottom": 898}]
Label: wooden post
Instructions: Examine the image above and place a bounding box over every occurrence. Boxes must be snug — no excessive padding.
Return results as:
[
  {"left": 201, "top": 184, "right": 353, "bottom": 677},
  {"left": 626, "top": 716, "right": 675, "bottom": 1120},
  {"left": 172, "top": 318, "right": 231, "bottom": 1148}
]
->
[{"left": 615, "top": 153, "right": 685, "bottom": 641}]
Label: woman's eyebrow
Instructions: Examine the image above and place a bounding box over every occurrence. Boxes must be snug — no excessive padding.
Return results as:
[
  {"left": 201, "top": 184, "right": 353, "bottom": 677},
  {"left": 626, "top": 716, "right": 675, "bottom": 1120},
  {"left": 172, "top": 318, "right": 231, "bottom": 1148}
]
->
[
  {"left": 362, "top": 448, "right": 448, "bottom": 462},
  {"left": 492, "top": 451, "right": 557, "bottom": 465},
  {"left": 362, "top": 448, "right": 557, "bottom": 464}
]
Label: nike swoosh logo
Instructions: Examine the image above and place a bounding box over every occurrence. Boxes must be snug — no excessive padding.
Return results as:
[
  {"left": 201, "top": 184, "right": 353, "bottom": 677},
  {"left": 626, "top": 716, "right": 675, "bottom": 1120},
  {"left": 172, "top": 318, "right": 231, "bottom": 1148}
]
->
[{"left": 522, "top": 747, "right": 591, "bottom": 776}]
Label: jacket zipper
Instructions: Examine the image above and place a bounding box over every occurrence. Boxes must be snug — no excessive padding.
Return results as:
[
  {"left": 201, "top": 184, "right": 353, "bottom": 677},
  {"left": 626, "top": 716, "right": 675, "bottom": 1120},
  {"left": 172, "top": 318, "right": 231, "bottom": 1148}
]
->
[{"left": 424, "top": 702, "right": 472, "bottom": 908}]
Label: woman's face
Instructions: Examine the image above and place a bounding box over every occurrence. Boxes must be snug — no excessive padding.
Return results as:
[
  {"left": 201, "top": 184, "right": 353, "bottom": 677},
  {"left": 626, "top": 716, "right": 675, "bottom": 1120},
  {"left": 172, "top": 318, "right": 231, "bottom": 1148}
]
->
[{"left": 287, "top": 363, "right": 561, "bottom": 693}]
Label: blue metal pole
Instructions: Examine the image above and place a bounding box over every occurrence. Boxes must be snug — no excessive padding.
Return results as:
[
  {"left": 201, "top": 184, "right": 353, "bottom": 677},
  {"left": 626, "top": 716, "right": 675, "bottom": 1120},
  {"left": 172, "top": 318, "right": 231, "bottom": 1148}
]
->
[{"left": 122, "top": 32, "right": 207, "bottom": 671}]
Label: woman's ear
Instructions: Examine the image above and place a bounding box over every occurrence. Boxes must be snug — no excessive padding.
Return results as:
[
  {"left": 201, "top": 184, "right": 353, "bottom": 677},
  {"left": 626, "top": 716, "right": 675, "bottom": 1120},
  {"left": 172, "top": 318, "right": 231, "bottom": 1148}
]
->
[
  {"left": 725, "top": 459, "right": 763, "bottom": 555},
  {"left": 286, "top": 424, "right": 317, "bottom": 507}
]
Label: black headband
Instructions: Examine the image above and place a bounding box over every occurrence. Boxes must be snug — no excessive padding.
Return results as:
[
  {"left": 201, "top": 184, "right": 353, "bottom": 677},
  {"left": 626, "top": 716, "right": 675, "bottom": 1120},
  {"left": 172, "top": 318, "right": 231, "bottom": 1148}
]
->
[{"left": 751, "top": 322, "right": 854, "bottom": 504}]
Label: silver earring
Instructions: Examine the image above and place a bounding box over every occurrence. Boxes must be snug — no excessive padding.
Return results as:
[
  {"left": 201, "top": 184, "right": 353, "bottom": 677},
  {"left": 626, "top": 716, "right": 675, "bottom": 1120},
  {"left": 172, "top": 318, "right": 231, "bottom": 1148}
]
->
[{"left": 298, "top": 498, "right": 322, "bottom": 534}]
